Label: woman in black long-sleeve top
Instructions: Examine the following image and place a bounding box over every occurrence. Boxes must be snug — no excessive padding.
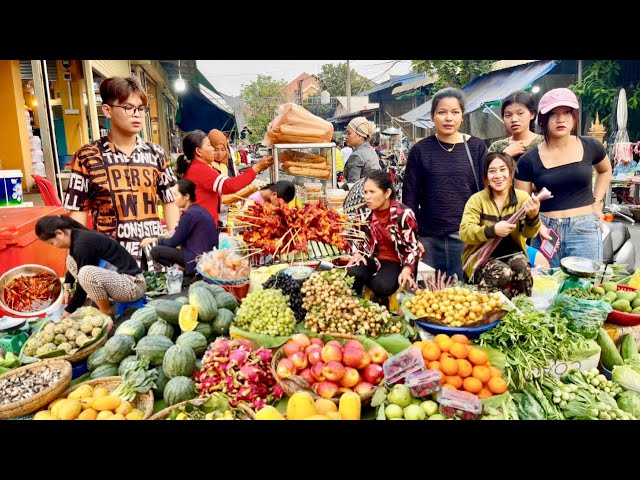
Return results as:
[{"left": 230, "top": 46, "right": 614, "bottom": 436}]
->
[
  {"left": 141, "top": 179, "right": 217, "bottom": 278},
  {"left": 35, "top": 215, "right": 146, "bottom": 317}
]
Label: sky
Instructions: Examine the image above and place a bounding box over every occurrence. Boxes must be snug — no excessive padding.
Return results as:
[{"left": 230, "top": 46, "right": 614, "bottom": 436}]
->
[{"left": 196, "top": 60, "right": 413, "bottom": 97}]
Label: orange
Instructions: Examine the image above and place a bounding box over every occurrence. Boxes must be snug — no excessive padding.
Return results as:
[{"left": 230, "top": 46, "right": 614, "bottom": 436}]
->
[
  {"left": 472, "top": 365, "right": 491, "bottom": 384},
  {"left": 467, "top": 348, "right": 488, "bottom": 366},
  {"left": 477, "top": 388, "right": 493, "bottom": 399},
  {"left": 434, "top": 334, "right": 450, "bottom": 343},
  {"left": 456, "top": 359, "right": 473, "bottom": 378},
  {"left": 439, "top": 374, "right": 447, "bottom": 385},
  {"left": 489, "top": 366, "right": 503, "bottom": 378},
  {"left": 444, "top": 375, "right": 463, "bottom": 389},
  {"left": 442, "top": 383, "right": 457, "bottom": 390},
  {"left": 436, "top": 338, "right": 453, "bottom": 353},
  {"left": 440, "top": 357, "right": 459, "bottom": 376},
  {"left": 449, "top": 343, "right": 468, "bottom": 359},
  {"left": 422, "top": 344, "right": 442, "bottom": 362},
  {"left": 439, "top": 352, "right": 453, "bottom": 361},
  {"left": 427, "top": 360, "right": 441, "bottom": 371},
  {"left": 462, "top": 377, "right": 483, "bottom": 394},
  {"left": 413, "top": 341, "right": 424, "bottom": 351},
  {"left": 450, "top": 334, "right": 469, "bottom": 345},
  {"left": 487, "top": 377, "right": 508, "bottom": 394}
]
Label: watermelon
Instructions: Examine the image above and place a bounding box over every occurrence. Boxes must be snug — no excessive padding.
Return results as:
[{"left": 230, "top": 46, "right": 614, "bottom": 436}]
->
[
  {"left": 135, "top": 335, "right": 174, "bottom": 366},
  {"left": 103, "top": 335, "right": 135, "bottom": 364},
  {"left": 162, "top": 345, "right": 197, "bottom": 378},
  {"left": 189, "top": 287, "right": 218, "bottom": 322},
  {"left": 146, "top": 299, "right": 163, "bottom": 308},
  {"left": 155, "top": 300, "right": 183, "bottom": 325},
  {"left": 190, "top": 281, "right": 225, "bottom": 297},
  {"left": 115, "top": 319, "right": 146, "bottom": 342},
  {"left": 194, "top": 322, "right": 213, "bottom": 340},
  {"left": 152, "top": 366, "right": 169, "bottom": 399},
  {"left": 131, "top": 306, "right": 158, "bottom": 331},
  {"left": 90, "top": 363, "right": 118, "bottom": 379},
  {"left": 175, "top": 296, "right": 189, "bottom": 305},
  {"left": 213, "top": 291, "right": 238, "bottom": 312},
  {"left": 87, "top": 346, "right": 110, "bottom": 371},
  {"left": 163, "top": 376, "right": 196, "bottom": 406},
  {"left": 176, "top": 331, "right": 208, "bottom": 356},
  {"left": 118, "top": 355, "right": 139, "bottom": 376},
  {"left": 212, "top": 308, "right": 234, "bottom": 337},
  {"left": 147, "top": 319, "right": 175, "bottom": 339}
]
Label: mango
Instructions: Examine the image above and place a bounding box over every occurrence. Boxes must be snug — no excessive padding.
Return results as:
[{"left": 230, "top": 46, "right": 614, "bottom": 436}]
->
[
  {"left": 338, "top": 392, "right": 361, "bottom": 420},
  {"left": 109, "top": 413, "right": 126, "bottom": 420},
  {"left": 304, "top": 414, "right": 330, "bottom": 420},
  {"left": 616, "top": 291, "right": 637, "bottom": 303},
  {"left": 58, "top": 399, "right": 82, "bottom": 420},
  {"left": 33, "top": 410, "right": 57, "bottom": 420},
  {"left": 633, "top": 306, "right": 640, "bottom": 314},
  {"left": 68, "top": 384, "right": 93, "bottom": 400},
  {"left": 591, "top": 286, "right": 606, "bottom": 296},
  {"left": 314, "top": 398, "right": 338, "bottom": 415},
  {"left": 612, "top": 299, "right": 631, "bottom": 312},
  {"left": 96, "top": 410, "right": 114, "bottom": 420},
  {"left": 605, "top": 291, "right": 619, "bottom": 303},
  {"left": 326, "top": 411, "right": 342, "bottom": 420},
  {"left": 115, "top": 400, "right": 132, "bottom": 416},
  {"left": 255, "top": 406, "right": 286, "bottom": 420},
  {"left": 632, "top": 298, "right": 640, "bottom": 309},
  {"left": 92, "top": 387, "right": 110, "bottom": 399},
  {"left": 77, "top": 408, "right": 98, "bottom": 420},
  {"left": 92, "top": 395, "right": 121, "bottom": 411},
  {"left": 286, "top": 391, "right": 317, "bottom": 420},
  {"left": 125, "top": 409, "right": 145, "bottom": 420},
  {"left": 48, "top": 398, "right": 65, "bottom": 415},
  {"left": 80, "top": 397, "right": 94, "bottom": 411},
  {"left": 603, "top": 282, "right": 618, "bottom": 293}
]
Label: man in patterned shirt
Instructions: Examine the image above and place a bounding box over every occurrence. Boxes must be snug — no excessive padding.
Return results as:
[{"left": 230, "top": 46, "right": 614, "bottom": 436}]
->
[{"left": 64, "top": 76, "right": 179, "bottom": 270}]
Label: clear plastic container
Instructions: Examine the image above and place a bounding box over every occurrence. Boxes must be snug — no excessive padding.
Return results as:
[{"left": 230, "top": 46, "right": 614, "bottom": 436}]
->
[
  {"left": 166, "top": 267, "right": 184, "bottom": 294},
  {"left": 437, "top": 388, "right": 482, "bottom": 420},
  {"left": 405, "top": 369, "right": 442, "bottom": 397},
  {"left": 304, "top": 182, "right": 323, "bottom": 193},
  {"left": 382, "top": 346, "right": 425, "bottom": 384}
]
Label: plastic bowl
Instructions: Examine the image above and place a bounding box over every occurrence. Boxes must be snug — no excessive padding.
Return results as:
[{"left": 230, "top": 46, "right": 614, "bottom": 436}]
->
[
  {"left": 283, "top": 266, "right": 314, "bottom": 284},
  {"left": 415, "top": 318, "right": 502, "bottom": 339},
  {"left": 0, "top": 264, "right": 63, "bottom": 317},
  {"left": 606, "top": 284, "right": 640, "bottom": 327}
]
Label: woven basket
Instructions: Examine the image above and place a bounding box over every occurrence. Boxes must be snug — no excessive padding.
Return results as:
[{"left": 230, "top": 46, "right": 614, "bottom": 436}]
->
[
  {"left": 59, "top": 323, "right": 112, "bottom": 364},
  {"left": 60, "top": 376, "right": 154, "bottom": 419},
  {"left": 0, "top": 359, "right": 72, "bottom": 419},
  {"left": 270, "top": 332, "right": 380, "bottom": 405},
  {"left": 149, "top": 396, "right": 256, "bottom": 420}
]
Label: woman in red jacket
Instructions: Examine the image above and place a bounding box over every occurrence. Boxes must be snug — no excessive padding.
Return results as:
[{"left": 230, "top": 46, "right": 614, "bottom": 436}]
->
[{"left": 176, "top": 130, "right": 272, "bottom": 229}]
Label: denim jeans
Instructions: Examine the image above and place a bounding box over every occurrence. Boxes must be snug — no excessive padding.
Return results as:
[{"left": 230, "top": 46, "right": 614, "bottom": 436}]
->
[
  {"left": 420, "top": 234, "right": 464, "bottom": 280},
  {"left": 531, "top": 213, "right": 602, "bottom": 268}
]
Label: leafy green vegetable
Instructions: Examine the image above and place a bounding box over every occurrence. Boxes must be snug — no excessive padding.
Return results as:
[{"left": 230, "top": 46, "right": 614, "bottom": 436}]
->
[
  {"left": 229, "top": 325, "right": 290, "bottom": 348},
  {"left": 616, "top": 391, "right": 640, "bottom": 417},
  {"left": 612, "top": 365, "right": 640, "bottom": 394}
]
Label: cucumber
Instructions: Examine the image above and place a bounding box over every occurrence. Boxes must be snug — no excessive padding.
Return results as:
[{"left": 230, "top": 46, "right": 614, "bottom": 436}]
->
[
  {"left": 621, "top": 334, "right": 638, "bottom": 360},
  {"left": 596, "top": 328, "right": 624, "bottom": 370}
]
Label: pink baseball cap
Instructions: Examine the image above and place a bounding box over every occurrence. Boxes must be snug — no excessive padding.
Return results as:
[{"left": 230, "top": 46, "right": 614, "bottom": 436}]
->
[{"left": 538, "top": 88, "right": 579, "bottom": 115}]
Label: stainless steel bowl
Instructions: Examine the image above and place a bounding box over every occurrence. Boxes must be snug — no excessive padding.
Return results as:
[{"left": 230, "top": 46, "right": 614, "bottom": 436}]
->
[
  {"left": 0, "top": 264, "right": 63, "bottom": 317},
  {"left": 560, "top": 256, "right": 600, "bottom": 278}
]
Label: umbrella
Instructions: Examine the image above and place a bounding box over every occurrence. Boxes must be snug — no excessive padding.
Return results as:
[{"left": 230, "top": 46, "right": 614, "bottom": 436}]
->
[{"left": 612, "top": 88, "right": 633, "bottom": 166}]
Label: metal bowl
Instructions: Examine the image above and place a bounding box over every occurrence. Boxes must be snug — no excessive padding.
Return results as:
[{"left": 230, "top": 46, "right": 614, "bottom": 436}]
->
[
  {"left": 560, "top": 256, "right": 600, "bottom": 278},
  {"left": 0, "top": 264, "right": 63, "bottom": 317}
]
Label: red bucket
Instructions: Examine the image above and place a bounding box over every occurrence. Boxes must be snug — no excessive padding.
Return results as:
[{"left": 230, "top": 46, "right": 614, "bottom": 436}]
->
[{"left": 221, "top": 281, "right": 250, "bottom": 301}]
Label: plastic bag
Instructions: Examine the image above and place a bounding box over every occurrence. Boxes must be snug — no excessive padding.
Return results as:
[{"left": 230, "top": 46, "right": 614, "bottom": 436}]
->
[
  {"left": 530, "top": 271, "right": 561, "bottom": 311},
  {"left": 197, "top": 248, "right": 250, "bottom": 282},
  {"left": 262, "top": 103, "right": 333, "bottom": 146},
  {"left": 551, "top": 293, "right": 612, "bottom": 340}
]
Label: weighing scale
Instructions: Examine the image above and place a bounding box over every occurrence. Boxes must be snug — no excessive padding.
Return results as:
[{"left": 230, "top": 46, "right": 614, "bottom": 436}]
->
[
  {"left": 559, "top": 256, "right": 601, "bottom": 292},
  {"left": 0, "top": 316, "right": 31, "bottom": 354}
]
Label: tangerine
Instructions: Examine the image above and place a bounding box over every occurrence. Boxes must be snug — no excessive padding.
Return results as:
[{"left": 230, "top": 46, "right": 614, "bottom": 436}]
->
[
  {"left": 472, "top": 365, "right": 492, "bottom": 384},
  {"left": 477, "top": 388, "right": 493, "bottom": 399},
  {"left": 427, "top": 360, "right": 441, "bottom": 371},
  {"left": 422, "top": 344, "right": 442, "bottom": 362},
  {"left": 449, "top": 342, "right": 468, "bottom": 359},
  {"left": 489, "top": 366, "right": 503, "bottom": 378},
  {"left": 444, "top": 375, "right": 463, "bottom": 389},
  {"left": 413, "top": 341, "right": 425, "bottom": 350},
  {"left": 487, "top": 377, "right": 508, "bottom": 394},
  {"left": 462, "top": 377, "right": 483, "bottom": 394},
  {"left": 434, "top": 334, "right": 450, "bottom": 343},
  {"left": 440, "top": 357, "right": 459, "bottom": 376},
  {"left": 436, "top": 338, "right": 453, "bottom": 353},
  {"left": 450, "top": 334, "right": 469, "bottom": 344},
  {"left": 456, "top": 359, "right": 473, "bottom": 378},
  {"left": 467, "top": 348, "right": 488, "bottom": 366}
]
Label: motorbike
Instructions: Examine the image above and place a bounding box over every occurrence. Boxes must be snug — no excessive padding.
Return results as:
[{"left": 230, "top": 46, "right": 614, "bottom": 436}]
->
[{"left": 379, "top": 150, "right": 406, "bottom": 201}]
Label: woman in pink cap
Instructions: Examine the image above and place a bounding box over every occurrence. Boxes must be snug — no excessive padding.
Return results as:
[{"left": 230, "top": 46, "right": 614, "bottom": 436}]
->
[{"left": 515, "top": 88, "right": 612, "bottom": 268}]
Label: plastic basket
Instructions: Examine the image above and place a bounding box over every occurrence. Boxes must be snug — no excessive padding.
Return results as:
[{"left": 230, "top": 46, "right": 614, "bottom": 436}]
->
[
  {"left": 607, "top": 285, "right": 640, "bottom": 327},
  {"left": 221, "top": 281, "right": 250, "bottom": 301}
]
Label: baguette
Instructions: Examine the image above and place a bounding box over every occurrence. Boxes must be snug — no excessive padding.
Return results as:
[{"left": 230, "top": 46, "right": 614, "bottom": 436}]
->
[
  {"left": 286, "top": 166, "right": 332, "bottom": 179},
  {"left": 278, "top": 150, "right": 326, "bottom": 164},
  {"left": 222, "top": 183, "right": 259, "bottom": 205},
  {"left": 283, "top": 161, "right": 331, "bottom": 172}
]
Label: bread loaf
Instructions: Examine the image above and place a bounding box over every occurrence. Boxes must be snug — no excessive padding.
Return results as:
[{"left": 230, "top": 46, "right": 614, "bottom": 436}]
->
[
  {"left": 222, "top": 183, "right": 259, "bottom": 205},
  {"left": 286, "top": 166, "right": 332, "bottom": 179},
  {"left": 278, "top": 150, "right": 326, "bottom": 164},
  {"left": 282, "top": 161, "right": 331, "bottom": 172}
]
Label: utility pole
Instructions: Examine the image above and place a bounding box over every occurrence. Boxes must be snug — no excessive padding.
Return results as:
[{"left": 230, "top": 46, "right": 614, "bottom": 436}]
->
[{"left": 346, "top": 60, "right": 351, "bottom": 115}]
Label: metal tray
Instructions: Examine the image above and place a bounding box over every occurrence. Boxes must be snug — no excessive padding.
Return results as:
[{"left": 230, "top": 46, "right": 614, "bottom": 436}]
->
[{"left": 560, "top": 256, "right": 600, "bottom": 277}]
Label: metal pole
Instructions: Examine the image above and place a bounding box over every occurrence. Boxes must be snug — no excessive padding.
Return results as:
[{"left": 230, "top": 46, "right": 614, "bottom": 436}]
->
[{"left": 346, "top": 60, "right": 351, "bottom": 115}]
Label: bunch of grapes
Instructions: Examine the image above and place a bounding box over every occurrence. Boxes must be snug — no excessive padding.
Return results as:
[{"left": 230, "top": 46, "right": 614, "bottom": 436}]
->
[
  {"left": 263, "top": 272, "right": 306, "bottom": 323},
  {"left": 235, "top": 288, "right": 296, "bottom": 336}
]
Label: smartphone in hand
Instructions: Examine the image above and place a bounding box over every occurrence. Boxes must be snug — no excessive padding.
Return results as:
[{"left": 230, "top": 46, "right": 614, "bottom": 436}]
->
[{"left": 540, "top": 228, "right": 560, "bottom": 260}]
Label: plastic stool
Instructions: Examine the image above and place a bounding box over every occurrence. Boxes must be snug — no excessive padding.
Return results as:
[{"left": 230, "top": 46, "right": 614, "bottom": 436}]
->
[
  {"left": 114, "top": 297, "right": 147, "bottom": 319},
  {"left": 363, "top": 286, "right": 402, "bottom": 313}
]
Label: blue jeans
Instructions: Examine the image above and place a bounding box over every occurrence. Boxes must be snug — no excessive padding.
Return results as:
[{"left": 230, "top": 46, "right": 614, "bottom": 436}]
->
[
  {"left": 531, "top": 213, "right": 602, "bottom": 268},
  {"left": 420, "top": 234, "right": 464, "bottom": 280}
]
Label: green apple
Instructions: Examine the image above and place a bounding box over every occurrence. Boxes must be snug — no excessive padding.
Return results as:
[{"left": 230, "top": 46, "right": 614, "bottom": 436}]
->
[
  {"left": 385, "top": 403, "right": 405, "bottom": 420},
  {"left": 411, "top": 397, "right": 422, "bottom": 406},
  {"left": 428, "top": 413, "right": 447, "bottom": 420},
  {"left": 387, "top": 384, "right": 412, "bottom": 408},
  {"left": 403, "top": 404, "right": 426, "bottom": 420},
  {"left": 420, "top": 400, "right": 439, "bottom": 417}
]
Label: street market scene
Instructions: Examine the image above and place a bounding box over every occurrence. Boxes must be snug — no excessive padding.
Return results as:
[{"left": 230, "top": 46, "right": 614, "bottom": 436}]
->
[{"left": 3, "top": 59, "right": 640, "bottom": 421}]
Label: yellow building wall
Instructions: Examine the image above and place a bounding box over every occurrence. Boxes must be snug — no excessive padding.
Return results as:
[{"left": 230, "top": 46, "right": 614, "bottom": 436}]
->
[
  {"left": 0, "top": 60, "right": 33, "bottom": 186},
  {"left": 92, "top": 60, "right": 130, "bottom": 79},
  {"left": 56, "top": 60, "right": 90, "bottom": 156}
]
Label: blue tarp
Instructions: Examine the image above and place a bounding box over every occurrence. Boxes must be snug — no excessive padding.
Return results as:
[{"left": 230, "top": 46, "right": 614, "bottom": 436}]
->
[
  {"left": 399, "top": 60, "right": 558, "bottom": 129},
  {"left": 176, "top": 82, "right": 236, "bottom": 134},
  {"left": 359, "top": 71, "right": 426, "bottom": 97}
]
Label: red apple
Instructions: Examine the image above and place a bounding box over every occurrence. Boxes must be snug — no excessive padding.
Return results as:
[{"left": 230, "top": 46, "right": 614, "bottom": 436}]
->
[
  {"left": 291, "top": 351, "right": 308, "bottom": 370},
  {"left": 283, "top": 340, "right": 304, "bottom": 358},
  {"left": 290, "top": 333, "right": 311, "bottom": 348},
  {"left": 326, "top": 340, "right": 343, "bottom": 349},
  {"left": 322, "top": 361, "right": 345, "bottom": 382},
  {"left": 344, "top": 339, "right": 365, "bottom": 351},
  {"left": 321, "top": 344, "right": 343, "bottom": 363},
  {"left": 310, "top": 337, "right": 324, "bottom": 348},
  {"left": 340, "top": 367, "right": 360, "bottom": 388},
  {"left": 308, "top": 348, "right": 323, "bottom": 365},
  {"left": 354, "top": 382, "right": 375, "bottom": 395},
  {"left": 305, "top": 344, "right": 322, "bottom": 356},
  {"left": 298, "top": 368, "right": 314, "bottom": 385},
  {"left": 313, "top": 381, "right": 339, "bottom": 399},
  {"left": 368, "top": 344, "right": 389, "bottom": 365},
  {"left": 311, "top": 361, "right": 326, "bottom": 382},
  {"left": 343, "top": 348, "right": 365, "bottom": 368},
  {"left": 362, "top": 363, "right": 384, "bottom": 385},
  {"left": 357, "top": 351, "right": 371, "bottom": 370},
  {"left": 276, "top": 358, "right": 296, "bottom": 379}
]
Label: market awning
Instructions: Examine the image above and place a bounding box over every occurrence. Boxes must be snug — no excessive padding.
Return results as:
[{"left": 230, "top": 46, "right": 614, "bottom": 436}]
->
[
  {"left": 327, "top": 107, "right": 378, "bottom": 124},
  {"left": 175, "top": 82, "right": 236, "bottom": 134},
  {"left": 399, "top": 60, "right": 558, "bottom": 129}
]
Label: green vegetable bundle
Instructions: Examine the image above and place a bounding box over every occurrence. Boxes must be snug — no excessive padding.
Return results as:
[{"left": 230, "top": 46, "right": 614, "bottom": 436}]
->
[{"left": 552, "top": 292, "right": 612, "bottom": 339}]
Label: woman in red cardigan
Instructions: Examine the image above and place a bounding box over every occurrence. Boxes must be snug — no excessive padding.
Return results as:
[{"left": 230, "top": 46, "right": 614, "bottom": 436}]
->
[{"left": 176, "top": 130, "right": 272, "bottom": 228}]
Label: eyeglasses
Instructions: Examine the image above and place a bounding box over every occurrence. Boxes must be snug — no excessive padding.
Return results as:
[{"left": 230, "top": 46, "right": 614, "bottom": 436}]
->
[{"left": 107, "top": 104, "right": 150, "bottom": 116}]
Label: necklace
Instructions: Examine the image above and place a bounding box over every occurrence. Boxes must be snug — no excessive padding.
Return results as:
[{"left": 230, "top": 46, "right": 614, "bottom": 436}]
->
[{"left": 436, "top": 135, "right": 456, "bottom": 152}]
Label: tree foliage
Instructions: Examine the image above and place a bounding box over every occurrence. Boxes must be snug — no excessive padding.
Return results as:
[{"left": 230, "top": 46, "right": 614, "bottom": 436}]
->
[
  {"left": 318, "top": 62, "right": 375, "bottom": 97},
  {"left": 411, "top": 60, "right": 494, "bottom": 91},
  {"left": 240, "top": 75, "right": 288, "bottom": 143}
]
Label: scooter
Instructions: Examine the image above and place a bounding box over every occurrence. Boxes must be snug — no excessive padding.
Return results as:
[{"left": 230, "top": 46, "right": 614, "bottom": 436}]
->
[{"left": 602, "top": 221, "right": 636, "bottom": 272}]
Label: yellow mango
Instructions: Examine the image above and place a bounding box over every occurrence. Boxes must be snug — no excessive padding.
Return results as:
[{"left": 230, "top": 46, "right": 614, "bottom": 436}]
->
[
  {"left": 109, "top": 413, "right": 126, "bottom": 420},
  {"left": 48, "top": 398, "right": 65, "bottom": 413},
  {"left": 77, "top": 408, "right": 98, "bottom": 420},
  {"left": 80, "top": 397, "right": 94, "bottom": 411},
  {"left": 33, "top": 410, "right": 57, "bottom": 420},
  {"left": 96, "top": 410, "right": 114, "bottom": 420},
  {"left": 58, "top": 399, "right": 83, "bottom": 420},
  {"left": 125, "top": 409, "right": 145, "bottom": 420},
  {"left": 68, "top": 384, "right": 94, "bottom": 400},
  {"left": 255, "top": 406, "right": 286, "bottom": 420},
  {"left": 326, "top": 412, "right": 342, "bottom": 420},
  {"left": 92, "top": 395, "right": 121, "bottom": 411},
  {"left": 338, "top": 392, "right": 361, "bottom": 420},
  {"left": 115, "top": 400, "right": 132, "bottom": 416},
  {"left": 92, "top": 387, "right": 110, "bottom": 399},
  {"left": 314, "top": 398, "right": 338, "bottom": 415},
  {"left": 51, "top": 398, "right": 71, "bottom": 419},
  {"left": 175, "top": 412, "right": 189, "bottom": 420},
  {"left": 305, "top": 414, "right": 329, "bottom": 420},
  {"left": 286, "top": 391, "right": 317, "bottom": 420}
]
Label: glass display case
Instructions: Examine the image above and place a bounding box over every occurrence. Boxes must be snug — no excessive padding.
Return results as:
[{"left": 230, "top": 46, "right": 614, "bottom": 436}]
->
[{"left": 270, "top": 142, "right": 337, "bottom": 189}]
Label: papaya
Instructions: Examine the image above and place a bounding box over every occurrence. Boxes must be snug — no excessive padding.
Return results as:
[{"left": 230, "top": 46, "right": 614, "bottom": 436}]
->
[{"left": 286, "top": 391, "right": 317, "bottom": 420}]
